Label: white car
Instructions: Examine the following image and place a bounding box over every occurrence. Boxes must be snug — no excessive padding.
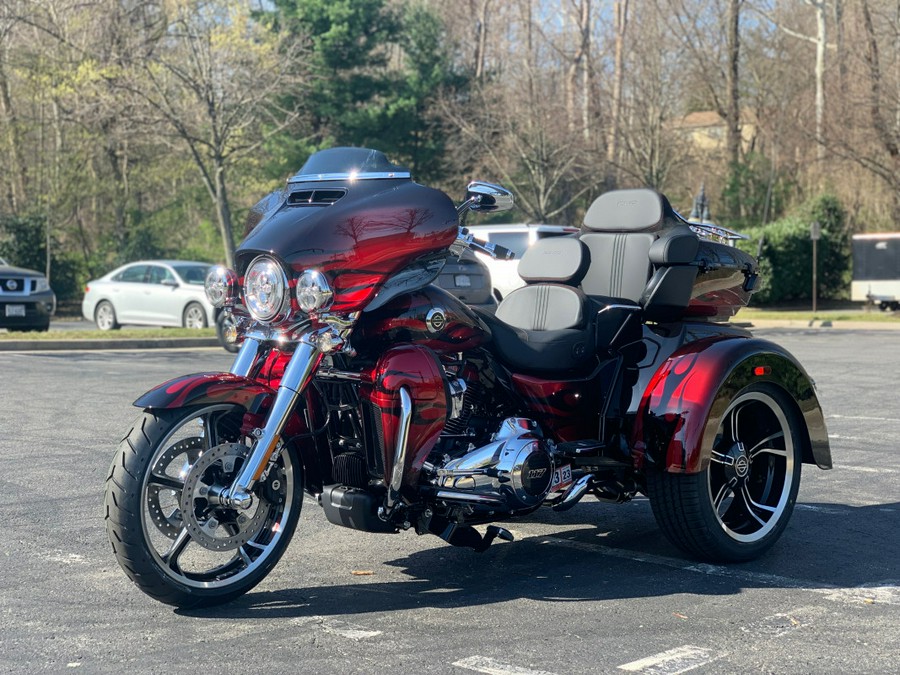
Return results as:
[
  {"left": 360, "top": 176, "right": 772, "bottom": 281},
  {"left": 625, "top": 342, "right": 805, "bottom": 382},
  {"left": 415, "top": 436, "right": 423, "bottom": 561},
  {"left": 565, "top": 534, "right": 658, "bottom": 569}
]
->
[
  {"left": 465, "top": 223, "right": 579, "bottom": 299},
  {"left": 82, "top": 260, "right": 217, "bottom": 330}
]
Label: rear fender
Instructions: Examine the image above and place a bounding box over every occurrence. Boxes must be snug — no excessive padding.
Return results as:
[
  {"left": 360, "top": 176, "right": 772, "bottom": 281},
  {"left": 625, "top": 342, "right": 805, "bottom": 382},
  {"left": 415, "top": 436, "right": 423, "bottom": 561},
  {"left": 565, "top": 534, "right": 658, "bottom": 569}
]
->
[{"left": 632, "top": 337, "right": 831, "bottom": 474}]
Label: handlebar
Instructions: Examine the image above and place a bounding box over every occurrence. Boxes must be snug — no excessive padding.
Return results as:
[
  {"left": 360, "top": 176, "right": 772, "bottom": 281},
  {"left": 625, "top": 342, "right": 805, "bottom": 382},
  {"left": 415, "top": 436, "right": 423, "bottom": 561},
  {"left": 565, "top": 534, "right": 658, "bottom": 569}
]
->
[{"left": 454, "top": 228, "right": 516, "bottom": 261}]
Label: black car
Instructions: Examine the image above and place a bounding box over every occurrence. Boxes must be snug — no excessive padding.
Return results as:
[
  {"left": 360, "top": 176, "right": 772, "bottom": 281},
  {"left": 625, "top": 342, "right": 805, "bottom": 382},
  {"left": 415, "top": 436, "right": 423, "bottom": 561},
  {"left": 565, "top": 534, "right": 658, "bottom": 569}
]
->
[
  {"left": 436, "top": 250, "right": 496, "bottom": 309},
  {"left": 0, "top": 256, "right": 56, "bottom": 332}
]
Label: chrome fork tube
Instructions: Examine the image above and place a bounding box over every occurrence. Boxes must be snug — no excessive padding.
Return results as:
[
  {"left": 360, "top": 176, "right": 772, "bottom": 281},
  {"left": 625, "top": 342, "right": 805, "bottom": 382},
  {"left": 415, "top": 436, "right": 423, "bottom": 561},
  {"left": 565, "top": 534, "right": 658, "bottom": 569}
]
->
[
  {"left": 225, "top": 335, "right": 325, "bottom": 508},
  {"left": 230, "top": 337, "right": 261, "bottom": 377}
]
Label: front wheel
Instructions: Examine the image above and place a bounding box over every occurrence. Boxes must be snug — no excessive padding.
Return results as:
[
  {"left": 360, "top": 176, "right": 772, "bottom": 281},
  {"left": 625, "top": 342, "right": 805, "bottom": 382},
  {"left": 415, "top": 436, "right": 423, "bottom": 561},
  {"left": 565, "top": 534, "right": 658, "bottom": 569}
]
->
[
  {"left": 646, "top": 383, "right": 804, "bottom": 562},
  {"left": 104, "top": 404, "right": 303, "bottom": 607}
]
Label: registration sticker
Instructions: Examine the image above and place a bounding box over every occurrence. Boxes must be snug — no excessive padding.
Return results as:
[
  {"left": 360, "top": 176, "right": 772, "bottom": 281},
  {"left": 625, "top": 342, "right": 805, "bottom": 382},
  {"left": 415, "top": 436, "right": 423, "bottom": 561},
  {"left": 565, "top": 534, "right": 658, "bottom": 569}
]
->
[
  {"left": 454, "top": 274, "right": 472, "bottom": 288},
  {"left": 550, "top": 464, "right": 573, "bottom": 492},
  {"left": 4, "top": 304, "right": 25, "bottom": 317}
]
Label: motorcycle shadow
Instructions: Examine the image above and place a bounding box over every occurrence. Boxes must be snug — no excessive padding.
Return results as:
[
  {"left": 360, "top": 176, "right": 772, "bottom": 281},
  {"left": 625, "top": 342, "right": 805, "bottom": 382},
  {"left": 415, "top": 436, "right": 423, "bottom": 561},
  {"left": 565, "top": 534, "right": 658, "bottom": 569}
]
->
[{"left": 181, "top": 499, "right": 899, "bottom": 618}]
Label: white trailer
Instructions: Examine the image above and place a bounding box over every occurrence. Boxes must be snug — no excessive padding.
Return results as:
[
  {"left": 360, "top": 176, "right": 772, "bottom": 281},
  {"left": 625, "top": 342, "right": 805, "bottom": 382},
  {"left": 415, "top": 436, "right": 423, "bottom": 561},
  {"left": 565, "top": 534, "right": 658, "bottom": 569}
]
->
[{"left": 852, "top": 232, "right": 900, "bottom": 310}]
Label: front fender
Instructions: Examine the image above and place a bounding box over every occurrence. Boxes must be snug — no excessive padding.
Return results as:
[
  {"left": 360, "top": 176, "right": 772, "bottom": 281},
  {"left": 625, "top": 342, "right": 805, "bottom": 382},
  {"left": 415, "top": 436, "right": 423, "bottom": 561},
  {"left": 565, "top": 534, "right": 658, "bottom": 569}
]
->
[
  {"left": 134, "top": 372, "right": 276, "bottom": 414},
  {"left": 632, "top": 336, "right": 831, "bottom": 474}
]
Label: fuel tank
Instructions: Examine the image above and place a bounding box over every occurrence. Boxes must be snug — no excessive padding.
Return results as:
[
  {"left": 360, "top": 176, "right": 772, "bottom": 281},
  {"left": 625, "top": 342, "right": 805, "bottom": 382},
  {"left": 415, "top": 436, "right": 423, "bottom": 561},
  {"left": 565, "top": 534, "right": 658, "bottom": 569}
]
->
[{"left": 353, "top": 285, "right": 491, "bottom": 355}]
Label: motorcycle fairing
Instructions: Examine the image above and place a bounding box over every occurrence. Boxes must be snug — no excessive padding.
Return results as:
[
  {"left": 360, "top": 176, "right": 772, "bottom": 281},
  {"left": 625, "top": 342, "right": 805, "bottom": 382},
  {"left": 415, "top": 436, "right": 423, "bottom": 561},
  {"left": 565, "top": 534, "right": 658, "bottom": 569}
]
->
[
  {"left": 360, "top": 344, "right": 449, "bottom": 495},
  {"left": 236, "top": 179, "right": 459, "bottom": 315},
  {"left": 633, "top": 336, "right": 831, "bottom": 473}
]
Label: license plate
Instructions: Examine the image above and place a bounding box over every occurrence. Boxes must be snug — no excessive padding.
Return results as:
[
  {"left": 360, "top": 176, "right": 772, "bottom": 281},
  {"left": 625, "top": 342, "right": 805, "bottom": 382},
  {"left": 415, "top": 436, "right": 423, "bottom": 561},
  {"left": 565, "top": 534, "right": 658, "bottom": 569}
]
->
[
  {"left": 454, "top": 274, "right": 472, "bottom": 288},
  {"left": 4, "top": 304, "right": 25, "bottom": 317},
  {"left": 550, "top": 464, "right": 573, "bottom": 492}
]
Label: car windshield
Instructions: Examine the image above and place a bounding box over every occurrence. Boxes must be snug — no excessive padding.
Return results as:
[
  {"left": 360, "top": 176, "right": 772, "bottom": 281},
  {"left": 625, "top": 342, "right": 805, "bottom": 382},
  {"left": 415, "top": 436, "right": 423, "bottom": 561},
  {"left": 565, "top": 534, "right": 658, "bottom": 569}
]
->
[
  {"left": 171, "top": 263, "right": 210, "bottom": 285},
  {"left": 0, "top": 256, "right": 6, "bottom": 265},
  {"left": 487, "top": 232, "right": 530, "bottom": 258}
]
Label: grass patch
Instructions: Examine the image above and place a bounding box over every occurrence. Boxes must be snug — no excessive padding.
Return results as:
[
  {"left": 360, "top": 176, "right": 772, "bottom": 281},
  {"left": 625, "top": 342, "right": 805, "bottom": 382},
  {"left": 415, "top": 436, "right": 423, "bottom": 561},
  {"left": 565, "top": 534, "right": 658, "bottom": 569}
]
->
[
  {"left": 736, "top": 307, "right": 899, "bottom": 322},
  {"left": 0, "top": 327, "right": 216, "bottom": 340}
]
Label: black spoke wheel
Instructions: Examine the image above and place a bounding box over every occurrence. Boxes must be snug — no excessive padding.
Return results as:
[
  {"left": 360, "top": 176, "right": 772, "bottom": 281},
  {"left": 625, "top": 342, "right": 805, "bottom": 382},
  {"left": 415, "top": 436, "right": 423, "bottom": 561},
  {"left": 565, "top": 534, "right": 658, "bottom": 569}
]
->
[
  {"left": 646, "top": 383, "right": 804, "bottom": 562},
  {"left": 104, "top": 404, "right": 302, "bottom": 607}
]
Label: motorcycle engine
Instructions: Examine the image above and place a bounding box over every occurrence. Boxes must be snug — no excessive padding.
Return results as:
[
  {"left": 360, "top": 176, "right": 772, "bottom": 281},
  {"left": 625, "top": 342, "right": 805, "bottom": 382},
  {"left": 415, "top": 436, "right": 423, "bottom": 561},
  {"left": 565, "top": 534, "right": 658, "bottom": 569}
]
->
[{"left": 432, "top": 417, "right": 554, "bottom": 512}]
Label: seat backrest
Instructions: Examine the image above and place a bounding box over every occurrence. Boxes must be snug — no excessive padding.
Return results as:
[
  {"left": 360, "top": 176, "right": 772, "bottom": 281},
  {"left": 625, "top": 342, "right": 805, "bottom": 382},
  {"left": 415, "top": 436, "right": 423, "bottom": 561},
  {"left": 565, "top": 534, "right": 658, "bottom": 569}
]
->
[
  {"left": 495, "top": 237, "right": 590, "bottom": 331},
  {"left": 579, "top": 189, "right": 666, "bottom": 301}
]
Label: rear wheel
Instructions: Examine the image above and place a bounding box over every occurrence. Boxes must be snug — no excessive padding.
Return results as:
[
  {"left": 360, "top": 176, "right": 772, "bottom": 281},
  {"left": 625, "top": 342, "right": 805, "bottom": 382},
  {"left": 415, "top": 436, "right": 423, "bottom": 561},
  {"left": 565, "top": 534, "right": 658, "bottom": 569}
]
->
[
  {"left": 104, "top": 404, "right": 302, "bottom": 607},
  {"left": 646, "top": 383, "right": 803, "bottom": 562},
  {"left": 95, "top": 301, "right": 119, "bottom": 330}
]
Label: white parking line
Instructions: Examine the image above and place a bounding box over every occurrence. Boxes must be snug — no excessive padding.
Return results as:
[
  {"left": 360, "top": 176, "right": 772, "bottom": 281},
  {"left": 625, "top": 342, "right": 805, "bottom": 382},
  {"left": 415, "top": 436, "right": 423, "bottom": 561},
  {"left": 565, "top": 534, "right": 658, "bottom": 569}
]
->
[
  {"left": 828, "top": 415, "right": 900, "bottom": 423},
  {"left": 532, "top": 534, "right": 900, "bottom": 608},
  {"left": 293, "top": 616, "right": 382, "bottom": 641},
  {"left": 453, "top": 655, "right": 558, "bottom": 675},
  {"left": 617, "top": 646, "right": 718, "bottom": 673}
]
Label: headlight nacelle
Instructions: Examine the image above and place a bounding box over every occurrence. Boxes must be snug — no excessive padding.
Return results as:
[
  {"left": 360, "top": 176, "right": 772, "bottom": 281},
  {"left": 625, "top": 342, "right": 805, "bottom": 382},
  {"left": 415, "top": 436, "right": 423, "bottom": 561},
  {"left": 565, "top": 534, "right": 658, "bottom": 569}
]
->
[
  {"left": 296, "top": 270, "right": 334, "bottom": 314},
  {"left": 243, "top": 256, "right": 290, "bottom": 322}
]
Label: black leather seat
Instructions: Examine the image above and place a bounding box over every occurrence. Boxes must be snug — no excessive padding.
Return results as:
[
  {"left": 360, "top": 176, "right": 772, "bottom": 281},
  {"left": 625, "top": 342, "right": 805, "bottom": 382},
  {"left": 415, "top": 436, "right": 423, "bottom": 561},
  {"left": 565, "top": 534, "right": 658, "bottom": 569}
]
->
[{"left": 479, "top": 237, "right": 599, "bottom": 373}]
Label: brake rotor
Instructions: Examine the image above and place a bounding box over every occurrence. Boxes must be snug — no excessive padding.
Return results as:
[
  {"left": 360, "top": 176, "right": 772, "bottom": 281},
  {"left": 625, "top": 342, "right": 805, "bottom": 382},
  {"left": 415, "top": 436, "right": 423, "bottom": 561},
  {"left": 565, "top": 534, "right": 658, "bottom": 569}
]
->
[
  {"left": 179, "top": 443, "right": 270, "bottom": 551},
  {"left": 146, "top": 436, "right": 203, "bottom": 540}
]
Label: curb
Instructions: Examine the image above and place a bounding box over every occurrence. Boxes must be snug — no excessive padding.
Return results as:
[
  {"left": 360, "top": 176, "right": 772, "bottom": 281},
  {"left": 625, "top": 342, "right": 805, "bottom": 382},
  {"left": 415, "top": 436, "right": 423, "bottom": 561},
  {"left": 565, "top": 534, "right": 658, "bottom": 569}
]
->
[
  {"left": 0, "top": 337, "right": 221, "bottom": 351},
  {"left": 747, "top": 319, "right": 900, "bottom": 331}
]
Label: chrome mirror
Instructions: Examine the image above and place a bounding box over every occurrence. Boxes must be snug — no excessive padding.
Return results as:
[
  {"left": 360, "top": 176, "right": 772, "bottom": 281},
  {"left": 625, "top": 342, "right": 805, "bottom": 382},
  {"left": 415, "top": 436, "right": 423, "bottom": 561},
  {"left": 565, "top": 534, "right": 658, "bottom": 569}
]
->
[{"left": 465, "top": 181, "right": 515, "bottom": 213}]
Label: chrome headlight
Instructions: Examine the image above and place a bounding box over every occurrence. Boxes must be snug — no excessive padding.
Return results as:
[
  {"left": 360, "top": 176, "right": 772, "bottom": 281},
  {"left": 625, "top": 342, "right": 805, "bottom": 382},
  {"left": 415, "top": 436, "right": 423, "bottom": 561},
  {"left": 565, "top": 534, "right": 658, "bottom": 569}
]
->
[
  {"left": 243, "top": 256, "right": 289, "bottom": 322},
  {"left": 296, "top": 270, "right": 334, "bottom": 313},
  {"left": 205, "top": 265, "right": 237, "bottom": 307},
  {"left": 34, "top": 278, "right": 51, "bottom": 293}
]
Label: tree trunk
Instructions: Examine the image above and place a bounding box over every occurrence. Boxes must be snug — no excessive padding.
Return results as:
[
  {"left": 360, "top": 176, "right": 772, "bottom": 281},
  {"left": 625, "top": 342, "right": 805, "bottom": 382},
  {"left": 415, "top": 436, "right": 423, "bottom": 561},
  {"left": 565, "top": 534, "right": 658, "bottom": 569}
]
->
[
  {"left": 474, "top": 0, "right": 491, "bottom": 81},
  {"left": 725, "top": 0, "right": 742, "bottom": 169},
  {"left": 607, "top": 0, "right": 628, "bottom": 168},
  {"left": 214, "top": 159, "right": 235, "bottom": 268},
  {"left": 814, "top": 0, "right": 826, "bottom": 162},
  {"left": 0, "top": 41, "right": 27, "bottom": 213}
]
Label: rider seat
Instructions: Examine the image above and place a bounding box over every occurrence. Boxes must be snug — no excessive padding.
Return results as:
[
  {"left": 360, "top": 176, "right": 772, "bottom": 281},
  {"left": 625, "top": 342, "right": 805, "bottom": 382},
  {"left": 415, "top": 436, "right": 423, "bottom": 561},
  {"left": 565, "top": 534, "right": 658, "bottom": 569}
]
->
[{"left": 480, "top": 237, "right": 623, "bottom": 373}]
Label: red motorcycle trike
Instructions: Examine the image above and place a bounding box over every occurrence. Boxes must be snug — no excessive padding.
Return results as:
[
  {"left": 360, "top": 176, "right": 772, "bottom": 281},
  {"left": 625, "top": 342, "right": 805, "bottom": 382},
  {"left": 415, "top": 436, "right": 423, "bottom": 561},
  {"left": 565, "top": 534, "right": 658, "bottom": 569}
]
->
[{"left": 104, "top": 147, "right": 831, "bottom": 607}]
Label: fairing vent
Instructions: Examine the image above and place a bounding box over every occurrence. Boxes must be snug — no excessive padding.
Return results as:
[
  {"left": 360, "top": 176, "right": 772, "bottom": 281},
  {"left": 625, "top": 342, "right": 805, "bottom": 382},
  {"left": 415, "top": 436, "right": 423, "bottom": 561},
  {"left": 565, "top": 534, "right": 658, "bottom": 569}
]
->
[{"left": 287, "top": 189, "right": 347, "bottom": 206}]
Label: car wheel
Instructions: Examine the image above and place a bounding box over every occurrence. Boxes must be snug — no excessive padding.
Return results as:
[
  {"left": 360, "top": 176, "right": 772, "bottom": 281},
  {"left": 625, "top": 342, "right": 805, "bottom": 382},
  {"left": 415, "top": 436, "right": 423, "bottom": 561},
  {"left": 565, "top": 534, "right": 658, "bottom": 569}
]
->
[
  {"left": 646, "top": 383, "right": 803, "bottom": 563},
  {"left": 95, "top": 301, "right": 120, "bottom": 331},
  {"left": 182, "top": 302, "right": 207, "bottom": 329}
]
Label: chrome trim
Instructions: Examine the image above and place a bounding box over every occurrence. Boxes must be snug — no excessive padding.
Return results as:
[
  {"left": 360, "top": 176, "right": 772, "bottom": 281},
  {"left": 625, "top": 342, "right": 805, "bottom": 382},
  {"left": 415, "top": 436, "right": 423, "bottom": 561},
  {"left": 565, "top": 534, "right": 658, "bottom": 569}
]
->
[
  {"left": 290, "top": 171, "right": 411, "bottom": 183},
  {"left": 550, "top": 475, "right": 593, "bottom": 512},
  {"left": 597, "top": 304, "right": 642, "bottom": 315},
  {"left": 230, "top": 338, "right": 260, "bottom": 377},
  {"left": 384, "top": 387, "right": 413, "bottom": 515},
  {"left": 315, "top": 367, "right": 363, "bottom": 382},
  {"left": 225, "top": 331, "right": 326, "bottom": 507},
  {"left": 434, "top": 490, "right": 506, "bottom": 506}
]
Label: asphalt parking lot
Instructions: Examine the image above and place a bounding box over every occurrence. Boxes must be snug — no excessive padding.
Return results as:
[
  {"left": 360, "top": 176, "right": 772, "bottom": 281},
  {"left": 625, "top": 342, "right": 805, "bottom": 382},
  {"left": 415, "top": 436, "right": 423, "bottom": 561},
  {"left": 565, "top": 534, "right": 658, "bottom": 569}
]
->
[{"left": 0, "top": 328, "right": 897, "bottom": 674}]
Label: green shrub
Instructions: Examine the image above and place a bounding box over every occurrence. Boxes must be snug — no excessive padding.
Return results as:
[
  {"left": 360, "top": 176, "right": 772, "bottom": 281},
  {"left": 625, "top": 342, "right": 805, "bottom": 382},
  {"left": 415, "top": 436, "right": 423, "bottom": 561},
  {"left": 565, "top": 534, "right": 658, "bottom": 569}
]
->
[{"left": 736, "top": 194, "right": 851, "bottom": 305}]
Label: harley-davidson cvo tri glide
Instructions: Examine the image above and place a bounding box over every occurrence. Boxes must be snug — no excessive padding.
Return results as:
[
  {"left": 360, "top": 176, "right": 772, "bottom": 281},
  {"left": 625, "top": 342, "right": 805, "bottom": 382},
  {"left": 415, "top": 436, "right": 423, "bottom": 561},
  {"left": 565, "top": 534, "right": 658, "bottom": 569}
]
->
[{"left": 104, "top": 147, "right": 832, "bottom": 607}]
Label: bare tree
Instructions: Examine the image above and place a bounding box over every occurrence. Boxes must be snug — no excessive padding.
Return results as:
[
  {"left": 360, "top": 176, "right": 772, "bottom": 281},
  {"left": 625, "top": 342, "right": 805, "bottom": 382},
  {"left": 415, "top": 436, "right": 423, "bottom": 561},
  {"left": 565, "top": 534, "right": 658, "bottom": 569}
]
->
[{"left": 117, "top": 0, "right": 308, "bottom": 267}]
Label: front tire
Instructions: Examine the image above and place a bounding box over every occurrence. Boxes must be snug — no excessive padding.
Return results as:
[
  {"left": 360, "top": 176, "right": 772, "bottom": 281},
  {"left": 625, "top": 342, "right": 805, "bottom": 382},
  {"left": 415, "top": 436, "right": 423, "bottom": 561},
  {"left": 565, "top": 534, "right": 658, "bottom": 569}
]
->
[
  {"left": 104, "top": 404, "right": 302, "bottom": 607},
  {"left": 646, "top": 383, "right": 804, "bottom": 562}
]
